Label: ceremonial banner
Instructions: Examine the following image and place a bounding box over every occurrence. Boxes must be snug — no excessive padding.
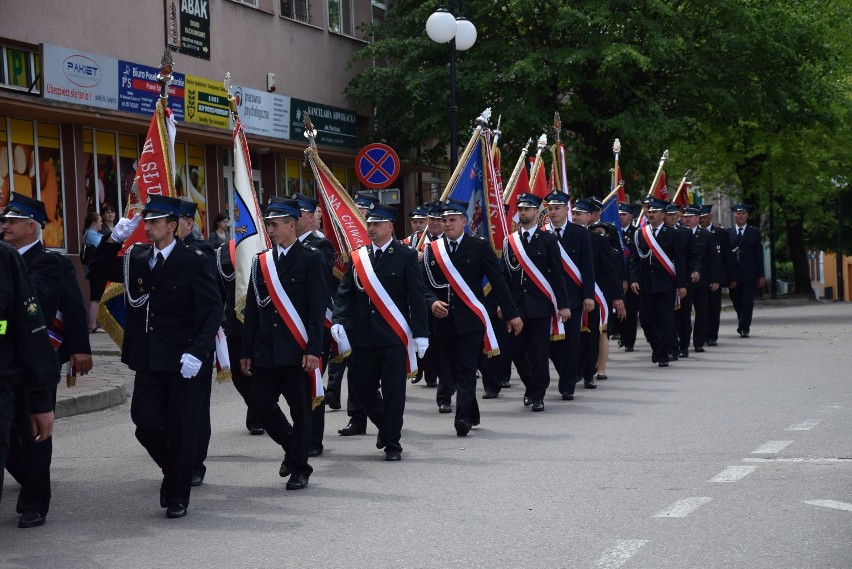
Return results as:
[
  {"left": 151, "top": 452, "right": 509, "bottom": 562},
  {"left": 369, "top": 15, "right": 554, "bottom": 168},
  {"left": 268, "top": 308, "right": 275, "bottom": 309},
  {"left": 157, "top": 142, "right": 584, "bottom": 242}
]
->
[
  {"left": 652, "top": 170, "right": 669, "bottom": 200},
  {"left": 503, "top": 154, "right": 530, "bottom": 232}
]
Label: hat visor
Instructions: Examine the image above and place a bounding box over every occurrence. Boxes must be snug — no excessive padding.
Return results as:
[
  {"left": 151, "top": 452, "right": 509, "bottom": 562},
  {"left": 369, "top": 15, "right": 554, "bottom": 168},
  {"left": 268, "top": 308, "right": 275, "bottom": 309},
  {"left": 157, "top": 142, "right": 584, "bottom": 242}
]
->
[
  {"left": 263, "top": 212, "right": 297, "bottom": 220},
  {"left": 142, "top": 211, "right": 172, "bottom": 220},
  {"left": 517, "top": 203, "right": 539, "bottom": 209},
  {"left": 646, "top": 207, "right": 664, "bottom": 212},
  {"left": 0, "top": 210, "right": 32, "bottom": 220},
  {"left": 409, "top": 214, "right": 427, "bottom": 219},
  {"left": 364, "top": 216, "right": 392, "bottom": 223}
]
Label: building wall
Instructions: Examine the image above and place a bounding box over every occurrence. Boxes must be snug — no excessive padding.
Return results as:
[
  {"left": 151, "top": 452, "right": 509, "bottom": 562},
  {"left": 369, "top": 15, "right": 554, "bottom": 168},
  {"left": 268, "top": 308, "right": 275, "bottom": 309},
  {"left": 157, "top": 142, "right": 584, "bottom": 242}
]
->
[{"left": 821, "top": 252, "right": 852, "bottom": 301}]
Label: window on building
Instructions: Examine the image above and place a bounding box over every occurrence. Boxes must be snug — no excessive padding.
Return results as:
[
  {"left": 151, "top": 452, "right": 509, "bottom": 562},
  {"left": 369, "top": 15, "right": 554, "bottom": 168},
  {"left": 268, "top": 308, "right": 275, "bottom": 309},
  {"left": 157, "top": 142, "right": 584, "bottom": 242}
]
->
[
  {"left": 82, "top": 128, "right": 139, "bottom": 219},
  {"left": 1, "top": 44, "right": 41, "bottom": 94},
  {"left": 1, "top": 117, "right": 65, "bottom": 248},
  {"left": 174, "top": 142, "right": 209, "bottom": 236},
  {"left": 371, "top": 0, "right": 386, "bottom": 26},
  {"left": 281, "top": 0, "right": 311, "bottom": 24},
  {"left": 233, "top": 0, "right": 259, "bottom": 6},
  {"left": 328, "top": 0, "right": 353, "bottom": 35}
]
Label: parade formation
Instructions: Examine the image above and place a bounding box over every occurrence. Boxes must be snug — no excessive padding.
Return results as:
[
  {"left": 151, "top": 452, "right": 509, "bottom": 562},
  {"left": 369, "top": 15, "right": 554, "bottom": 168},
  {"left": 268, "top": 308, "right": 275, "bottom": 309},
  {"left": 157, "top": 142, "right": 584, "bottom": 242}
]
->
[{"left": 0, "top": 69, "right": 769, "bottom": 524}]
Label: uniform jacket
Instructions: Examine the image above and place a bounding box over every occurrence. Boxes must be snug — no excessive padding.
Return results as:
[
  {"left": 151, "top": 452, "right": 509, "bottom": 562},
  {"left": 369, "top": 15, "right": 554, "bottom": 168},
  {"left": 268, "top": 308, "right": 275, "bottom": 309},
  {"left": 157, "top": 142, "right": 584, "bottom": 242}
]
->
[
  {"left": 728, "top": 225, "right": 764, "bottom": 282},
  {"left": 21, "top": 243, "right": 90, "bottom": 365},
  {"left": 690, "top": 227, "right": 722, "bottom": 289},
  {"left": 707, "top": 224, "right": 738, "bottom": 283},
  {"left": 629, "top": 223, "right": 688, "bottom": 293},
  {"left": 550, "top": 222, "right": 595, "bottom": 310},
  {"left": 241, "top": 243, "right": 328, "bottom": 367},
  {"left": 302, "top": 232, "right": 337, "bottom": 293},
  {"left": 0, "top": 242, "right": 58, "bottom": 412},
  {"left": 332, "top": 240, "right": 428, "bottom": 347},
  {"left": 674, "top": 224, "right": 702, "bottom": 293},
  {"left": 216, "top": 243, "right": 241, "bottom": 338},
  {"left": 504, "top": 228, "right": 570, "bottom": 319},
  {"left": 588, "top": 229, "right": 622, "bottom": 305},
  {"left": 423, "top": 235, "right": 518, "bottom": 337},
  {"left": 90, "top": 238, "right": 223, "bottom": 373}
]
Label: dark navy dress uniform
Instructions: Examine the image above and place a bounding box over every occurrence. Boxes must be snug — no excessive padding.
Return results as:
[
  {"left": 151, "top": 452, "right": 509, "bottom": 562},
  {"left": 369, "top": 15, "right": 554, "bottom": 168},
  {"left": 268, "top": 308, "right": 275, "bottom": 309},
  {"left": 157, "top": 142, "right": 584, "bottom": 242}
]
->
[
  {"left": 619, "top": 213, "right": 641, "bottom": 351},
  {"left": 684, "top": 208, "right": 722, "bottom": 351},
  {"left": 89, "top": 196, "right": 222, "bottom": 514},
  {"left": 728, "top": 205, "right": 764, "bottom": 337},
  {"left": 699, "top": 204, "right": 738, "bottom": 344},
  {"left": 581, "top": 220, "right": 621, "bottom": 385},
  {"left": 670, "top": 215, "right": 702, "bottom": 358}
]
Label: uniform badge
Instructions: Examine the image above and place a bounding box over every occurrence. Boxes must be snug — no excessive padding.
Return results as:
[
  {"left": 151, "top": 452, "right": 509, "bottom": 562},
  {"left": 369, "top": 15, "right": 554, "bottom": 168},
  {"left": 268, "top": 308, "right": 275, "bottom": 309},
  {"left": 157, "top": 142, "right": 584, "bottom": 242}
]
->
[
  {"left": 387, "top": 247, "right": 394, "bottom": 254},
  {"left": 24, "top": 296, "right": 39, "bottom": 319}
]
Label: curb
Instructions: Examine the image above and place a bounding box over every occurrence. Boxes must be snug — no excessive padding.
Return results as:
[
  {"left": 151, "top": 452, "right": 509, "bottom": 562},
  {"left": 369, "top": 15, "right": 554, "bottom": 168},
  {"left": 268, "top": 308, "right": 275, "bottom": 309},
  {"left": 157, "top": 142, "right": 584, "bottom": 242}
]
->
[{"left": 56, "top": 382, "right": 128, "bottom": 419}]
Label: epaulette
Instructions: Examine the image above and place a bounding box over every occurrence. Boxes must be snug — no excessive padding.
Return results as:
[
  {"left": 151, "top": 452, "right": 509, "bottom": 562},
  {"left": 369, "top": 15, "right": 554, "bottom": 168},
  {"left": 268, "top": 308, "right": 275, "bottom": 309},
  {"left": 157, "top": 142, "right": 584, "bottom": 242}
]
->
[
  {"left": 306, "top": 245, "right": 318, "bottom": 251},
  {"left": 195, "top": 249, "right": 203, "bottom": 255}
]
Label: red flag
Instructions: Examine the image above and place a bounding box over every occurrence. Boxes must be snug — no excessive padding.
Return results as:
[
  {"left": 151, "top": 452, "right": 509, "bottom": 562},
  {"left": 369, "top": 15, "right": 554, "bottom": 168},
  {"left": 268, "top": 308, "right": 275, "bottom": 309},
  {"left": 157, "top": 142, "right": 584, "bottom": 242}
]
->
[
  {"left": 673, "top": 180, "right": 691, "bottom": 207},
  {"left": 614, "top": 161, "right": 626, "bottom": 204},
  {"left": 505, "top": 162, "right": 531, "bottom": 231},
  {"left": 530, "top": 157, "right": 549, "bottom": 198},
  {"left": 653, "top": 170, "right": 669, "bottom": 200}
]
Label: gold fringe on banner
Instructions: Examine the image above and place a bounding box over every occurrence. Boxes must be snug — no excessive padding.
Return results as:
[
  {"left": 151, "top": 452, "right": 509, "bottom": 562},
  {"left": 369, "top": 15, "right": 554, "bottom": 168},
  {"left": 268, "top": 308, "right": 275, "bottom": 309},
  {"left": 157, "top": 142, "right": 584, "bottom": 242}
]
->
[
  {"left": 216, "top": 368, "right": 232, "bottom": 384},
  {"left": 97, "top": 282, "right": 126, "bottom": 350}
]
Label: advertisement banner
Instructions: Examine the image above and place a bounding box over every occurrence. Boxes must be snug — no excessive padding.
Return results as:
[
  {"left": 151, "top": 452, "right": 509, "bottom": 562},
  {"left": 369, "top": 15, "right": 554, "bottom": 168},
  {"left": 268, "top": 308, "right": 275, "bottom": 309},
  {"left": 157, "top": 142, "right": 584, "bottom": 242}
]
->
[
  {"left": 184, "top": 74, "right": 230, "bottom": 129},
  {"left": 42, "top": 44, "right": 118, "bottom": 110},
  {"left": 118, "top": 60, "right": 186, "bottom": 121},
  {"left": 179, "top": 0, "right": 211, "bottom": 60},
  {"left": 232, "top": 85, "right": 290, "bottom": 139},
  {"left": 290, "top": 99, "right": 357, "bottom": 149}
]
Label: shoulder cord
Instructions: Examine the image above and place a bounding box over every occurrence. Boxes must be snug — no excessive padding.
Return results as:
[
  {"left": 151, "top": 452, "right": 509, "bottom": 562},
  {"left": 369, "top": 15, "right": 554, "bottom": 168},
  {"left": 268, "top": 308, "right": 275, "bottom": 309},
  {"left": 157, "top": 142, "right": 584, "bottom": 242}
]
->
[
  {"left": 124, "top": 244, "right": 150, "bottom": 308},
  {"left": 250, "top": 253, "right": 272, "bottom": 307},
  {"left": 217, "top": 248, "right": 235, "bottom": 281}
]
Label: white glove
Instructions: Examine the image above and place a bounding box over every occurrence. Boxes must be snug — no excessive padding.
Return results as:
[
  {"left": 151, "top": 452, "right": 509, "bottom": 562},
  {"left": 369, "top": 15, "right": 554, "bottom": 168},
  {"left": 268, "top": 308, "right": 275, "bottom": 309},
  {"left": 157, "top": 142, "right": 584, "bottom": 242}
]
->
[
  {"left": 179, "top": 353, "right": 202, "bottom": 379},
  {"left": 414, "top": 337, "right": 429, "bottom": 359},
  {"left": 111, "top": 213, "right": 142, "bottom": 243},
  {"left": 330, "top": 324, "right": 347, "bottom": 344}
]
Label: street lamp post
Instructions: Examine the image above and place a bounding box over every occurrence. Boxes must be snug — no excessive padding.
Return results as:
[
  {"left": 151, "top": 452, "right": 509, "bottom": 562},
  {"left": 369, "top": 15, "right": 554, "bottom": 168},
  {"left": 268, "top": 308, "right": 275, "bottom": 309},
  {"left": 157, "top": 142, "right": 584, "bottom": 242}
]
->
[{"left": 426, "top": 2, "right": 477, "bottom": 171}]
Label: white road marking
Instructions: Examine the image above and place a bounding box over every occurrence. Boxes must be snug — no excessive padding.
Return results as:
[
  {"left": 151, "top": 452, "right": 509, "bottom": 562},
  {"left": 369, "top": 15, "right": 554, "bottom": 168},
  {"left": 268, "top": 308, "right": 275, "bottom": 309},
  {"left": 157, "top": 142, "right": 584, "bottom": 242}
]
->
[
  {"left": 786, "top": 419, "right": 821, "bottom": 431},
  {"left": 743, "top": 457, "right": 851, "bottom": 463},
  {"left": 803, "top": 500, "right": 852, "bottom": 512},
  {"left": 593, "top": 540, "right": 650, "bottom": 569},
  {"left": 710, "top": 465, "right": 757, "bottom": 482},
  {"left": 653, "top": 497, "right": 713, "bottom": 518},
  {"left": 751, "top": 440, "right": 793, "bottom": 454},
  {"left": 817, "top": 404, "right": 842, "bottom": 413}
]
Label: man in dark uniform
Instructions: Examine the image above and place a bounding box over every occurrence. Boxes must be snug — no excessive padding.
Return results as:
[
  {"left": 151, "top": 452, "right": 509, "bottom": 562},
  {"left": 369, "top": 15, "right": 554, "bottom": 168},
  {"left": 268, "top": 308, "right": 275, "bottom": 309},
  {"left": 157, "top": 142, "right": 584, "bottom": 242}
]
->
[
  {"left": 293, "top": 193, "right": 336, "bottom": 458},
  {"left": 618, "top": 204, "right": 640, "bottom": 352},
  {"left": 89, "top": 195, "right": 222, "bottom": 518},
  {"left": 1, "top": 193, "right": 91, "bottom": 528},
  {"left": 571, "top": 199, "right": 623, "bottom": 388},
  {"left": 331, "top": 203, "right": 428, "bottom": 460},
  {"left": 628, "top": 197, "right": 687, "bottom": 367},
  {"left": 728, "top": 204, "right": 765, "bottom": 337},
  {"left": 698, "top": 204, "right": 737, "bottom": 345},
  {"left": 240, "top": 197, "right": 328, "bottom": 490},
  {"left": 403, "top": 205, "right": 428, "bottom": 247},
  {"left": 665, "top": 204, "right": 701, "bottom": 359},
  {"left": 543, "top": 191, "right": 595, "bottom": 400},
  {"left": 423, "top": 199, "right": 521, "bottom": 436},
  {"left": 680, "top": 205, "right": 721, "bottom": 352},
  {"left": 177, "top": 199, "right": 217, "bottom": 488},
  {"left": 334, "top": 192, "right": 378, "bottom": 437},
  {"left": 0, "top": 241, "right": 59, "bottom": 508},
  {"left": 503, "top": 193, "right": 570, "bottom": 411}
]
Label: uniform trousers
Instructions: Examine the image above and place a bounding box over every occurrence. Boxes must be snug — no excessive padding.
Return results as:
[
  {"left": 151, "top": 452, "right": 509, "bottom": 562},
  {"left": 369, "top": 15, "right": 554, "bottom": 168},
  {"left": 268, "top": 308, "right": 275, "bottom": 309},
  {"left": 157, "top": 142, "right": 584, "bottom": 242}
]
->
[
  {"left": 707, "top": 287, "right": 723, "bottom": 343},
  {"left": 549, "top": 308, "right": 583, "bottom": 395},
  {"left": 692, "top": 286, "right": 710, "bottom": 349},
  {"left": 478, "top": 311, "right": 508, "bottom": 394},
  {"left": 510, "top": 317, "right": 552, "bottom": 401},
  {"left": 639, "top": 292, "right": 677, "bottom": 363},
  {"left": 250, "top": 365, "right": 313, "bottom": 477},
  {"left": 438, "top": 333, "right": 481, "bottom": 427},
  {"left": 131, "top": 370, "right": 200, "bottom": 508},
  {"left": 675, "top": 293, "right": 694, "bottom": 353},
  {"left": 348, "top": 345, "right": 407, "bottom": 453},
  {"left": 432, "top": 338, "right": 456, "bottom": 407},
  {"left": 621, "top": 289, "right": 640, "bottom": 349},
  {"left": 6, "top": 383, "right": 57, "bottom": 515},
  {"left": 578, "top": 309, "right": 601, "bottom": 382},
  {"left": 226, "top": 334, "right": 266, "bottom": 430},
  {"left": 193, "top": 357, "right": 213, "bottom": 480},
  {"left": 730, "top": 279, "right": 757, "bottom": 333},
  {"left": 0, "top": 383, "right": 17, "bottom": 505}
]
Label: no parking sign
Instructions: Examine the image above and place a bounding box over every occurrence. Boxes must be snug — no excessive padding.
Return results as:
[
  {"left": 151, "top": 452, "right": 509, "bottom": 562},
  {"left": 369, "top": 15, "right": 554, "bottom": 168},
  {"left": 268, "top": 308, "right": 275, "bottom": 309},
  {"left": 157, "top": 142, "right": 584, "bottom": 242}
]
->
[{"left": 356, "top": 143, "right": 400, "bottom": 189}]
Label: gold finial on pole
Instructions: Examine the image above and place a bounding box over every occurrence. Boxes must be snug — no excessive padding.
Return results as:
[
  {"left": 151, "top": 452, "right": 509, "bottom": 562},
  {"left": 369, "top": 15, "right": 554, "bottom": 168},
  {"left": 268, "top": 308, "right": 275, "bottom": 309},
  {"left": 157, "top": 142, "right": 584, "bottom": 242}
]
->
[
  {"left": 553, "top": 112, "right": 561, "bottom": 142},
  {"left": 303, "top": 112, "right": 317, "bottom": 150},
  {"left": 157, "top": 47, "right": 174, "bottom": 100}
]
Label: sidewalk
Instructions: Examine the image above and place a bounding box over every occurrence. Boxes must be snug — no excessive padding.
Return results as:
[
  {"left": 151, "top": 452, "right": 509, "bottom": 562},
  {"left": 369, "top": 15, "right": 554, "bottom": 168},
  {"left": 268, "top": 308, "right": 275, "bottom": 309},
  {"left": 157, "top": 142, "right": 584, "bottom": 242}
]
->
[{"left": 56, "top": 332, "right": 130, "bottom": 419}]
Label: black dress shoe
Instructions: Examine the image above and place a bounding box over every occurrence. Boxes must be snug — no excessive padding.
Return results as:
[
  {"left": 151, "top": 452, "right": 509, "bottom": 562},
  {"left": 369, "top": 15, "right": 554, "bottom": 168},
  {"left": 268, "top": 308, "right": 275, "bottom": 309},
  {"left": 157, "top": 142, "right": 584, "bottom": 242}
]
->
[
  {"left": 501, "top": 380, "right": 512, "bottom": 388},
  {"left": 376, "top": 434, "right": 386, "bottom": 449},
  {"left": 678, "top": 351, "right": 689, "bottom": 358},
  {"left": 18, "top": 511, "right": 46, "bottom": 528},
  {"left": 286, "top": 473, "right": 309, "bottom": 490},
  {"left": 191, "top": 474, "right": 204, "bottom": 487},
  {"left": 523, "top": 395, "right": 532, "bottom": 407},
  {"left": 324, "top": 392, "right": 341, "bottom": 410},
  {"left": 584, "top": 379, "right": 597, "bottom": 389},
  {"left": 411, "top": 369, "right": 423, "bottom": 384},
  {"left": 338, "top": 421, "right": 366, "bottom": 436},
  {"left": 455, "top": 420, "right": 471, "bottom": 437},
  {"left": 740, "top": 331, "right": 749, "bottom": 338},
  {"left": 482, "top": 389, "right": 498, "bottom": 399},
  {"left": 695, "top": 346, "right": 705, "bottom": 353},
  {"left": 561, "top": 393, "right": 574, "bottom": 401},
  {"left": 596, "top": 373, "right": 608, "bottom": 380},
  {"left": 438, "top": 403, "right": 452, "bottom": 414},
  {"left": 624, "top": 346, "right": 634, "bottom": 352},
  {"left": 531, "top": 400, "right": 545, "bottom": 412},
  {"left": 385, "top": 450, "right": 402, "bottom": 461},
  {"left": 425, "top": 381, "right": 438, "bottom": 388},
  {"left": 308, "top": 447, "right": 322, "bottom": 457},
  {"left": 279, "top": 459, "right": 291, "bottom": 478},
  {"left": 248, "top": 425, "right": 265, "bottom": 436},
  {"left": 669, "top": 352, "right": 679, "bottom": 361},
  {"left": 651, "top": 352, "right": 658, "bottom": 363},
  {"left": 166, "top": 504, "right": 188, "bottom": 519},
  {"left": 658, "top": 360, "right": 669, "bottom": 368},
  {"left": 706, "top": 339, "right": 717, "bottom": 346}
]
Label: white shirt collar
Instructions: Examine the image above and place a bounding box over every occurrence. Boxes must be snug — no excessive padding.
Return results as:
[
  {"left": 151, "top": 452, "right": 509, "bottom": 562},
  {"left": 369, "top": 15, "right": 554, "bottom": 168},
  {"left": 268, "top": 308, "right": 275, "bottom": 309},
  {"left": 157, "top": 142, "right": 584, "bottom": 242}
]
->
[
  {"left": 520, "top": 225, "right": 538, "bottom": 236},
  {"left": 373, "top": 239, "right": 392, "bottom": 253},
  {"left": 16, "top": 239, "right": 41, "bottom": 256},
  {"left": 277, "top": 242, "right": 295, "bottom": 257},
  {"left": 736, "top": 224, "right": 747, "bottom": 232},
  {"left": 446, "top": 233, "right": 464, "bottom": 246},
  {"left": 297, "top": 230, "right": 313, "bottom": 242}
]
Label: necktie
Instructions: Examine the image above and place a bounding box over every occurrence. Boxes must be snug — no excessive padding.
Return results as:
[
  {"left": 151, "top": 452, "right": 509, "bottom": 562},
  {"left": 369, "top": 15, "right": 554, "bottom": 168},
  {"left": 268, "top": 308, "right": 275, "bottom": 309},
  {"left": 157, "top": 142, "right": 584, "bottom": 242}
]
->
[
  {"left": 152, "top": 252, "right": 164, "bottom": 273},
  {"left": 555, "top": 227, "right": 562, "bottom": 239},
  {"left": 653, "top": 227, "right": 659, "bottom": 239},
  {"left": 374, "top": 247, "right": 383, "bottom": 261},
  {"left": 523, "top": 231, "right": 530, "bottom": 245},
  {"left": 738, "top": 227, "right": 744, "bottom": 239},
  {"left": 450, "top": 240, "right": 457, "bottom": 254}
]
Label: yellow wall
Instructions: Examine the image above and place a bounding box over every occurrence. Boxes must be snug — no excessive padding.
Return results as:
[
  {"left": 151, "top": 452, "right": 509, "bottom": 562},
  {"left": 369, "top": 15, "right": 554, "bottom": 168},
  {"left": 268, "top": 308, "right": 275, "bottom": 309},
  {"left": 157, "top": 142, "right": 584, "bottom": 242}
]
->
[{"left": 822, "top": 252, "right": 852, "bottom": 300}]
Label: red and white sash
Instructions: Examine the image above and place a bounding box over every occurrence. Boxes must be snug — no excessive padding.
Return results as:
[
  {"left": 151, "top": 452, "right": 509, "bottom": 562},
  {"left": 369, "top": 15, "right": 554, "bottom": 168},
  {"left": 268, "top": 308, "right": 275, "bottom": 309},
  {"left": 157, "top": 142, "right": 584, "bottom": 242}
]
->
[
  {"left": 507, "top": 232, "right": 565, "bottom": 340},
  {"left": 641, "top": 224, "right": 676, "bottom": 279},
  {"left": 594, "top": 283, "right": 609, "bottom": 329},
  {"left": 351, "top": 247, "right": 418, "bottom": 378},
  {"left": 545, "top": 224, "right": 584, "bottom": 289},
  {"left": 428, "top": 239, "right": 500, "bottom": 357},
  {"left": 258, "top": 250, "right": 324, "bottom": 401}
]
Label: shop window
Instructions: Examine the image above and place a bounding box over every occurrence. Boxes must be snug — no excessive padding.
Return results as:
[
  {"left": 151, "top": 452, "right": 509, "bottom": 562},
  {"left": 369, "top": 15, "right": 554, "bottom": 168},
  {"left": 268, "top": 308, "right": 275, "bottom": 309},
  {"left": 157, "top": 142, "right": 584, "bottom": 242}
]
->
[
  {"left": 118, "top": 134, "right": 139, "bottom": 212},
  {"left": 83, "top": 128, "right": 139, "bottom": 216},
  {"left": 280, "top": 156, "right": 317, "bottom": 197},
  {"left": 174, "top": 142, "right": 208, "bottom": 236},
  {"left": 328, "top": 0, "right": 353, "bottom": 35},
  {"left": 281, "top": 0, "right": 312, "bottom": 24},
  {"left": 1, "top": 45, "right": 41, "bottom": 94},
  {"left": 36, "top": 123, "right": 65, "bottom": 249}
]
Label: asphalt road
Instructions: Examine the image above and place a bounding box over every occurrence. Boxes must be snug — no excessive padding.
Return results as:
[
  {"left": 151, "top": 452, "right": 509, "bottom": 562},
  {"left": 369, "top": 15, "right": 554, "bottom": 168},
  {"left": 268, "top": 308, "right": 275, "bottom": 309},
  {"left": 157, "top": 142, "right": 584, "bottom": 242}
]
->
[{"left": 2, "top": 302, "right": 850, "bottom": 569}]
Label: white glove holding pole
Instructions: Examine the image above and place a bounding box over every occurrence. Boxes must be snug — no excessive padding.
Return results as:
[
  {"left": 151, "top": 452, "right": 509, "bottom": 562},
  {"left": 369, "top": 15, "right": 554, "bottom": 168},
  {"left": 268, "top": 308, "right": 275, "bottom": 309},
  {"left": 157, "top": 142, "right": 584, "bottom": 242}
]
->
[
  {"left": 330, "top": 324, "right": 347, "bottom": 344},
  {"left": 179, "top": 353, "right": 202, "bottom": 379},
  {"left": 414, "top": 337, "right": 429, "bottom": 359},
  {"left": 111, "top": 213, "right": 142, "bottom": 243}
]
